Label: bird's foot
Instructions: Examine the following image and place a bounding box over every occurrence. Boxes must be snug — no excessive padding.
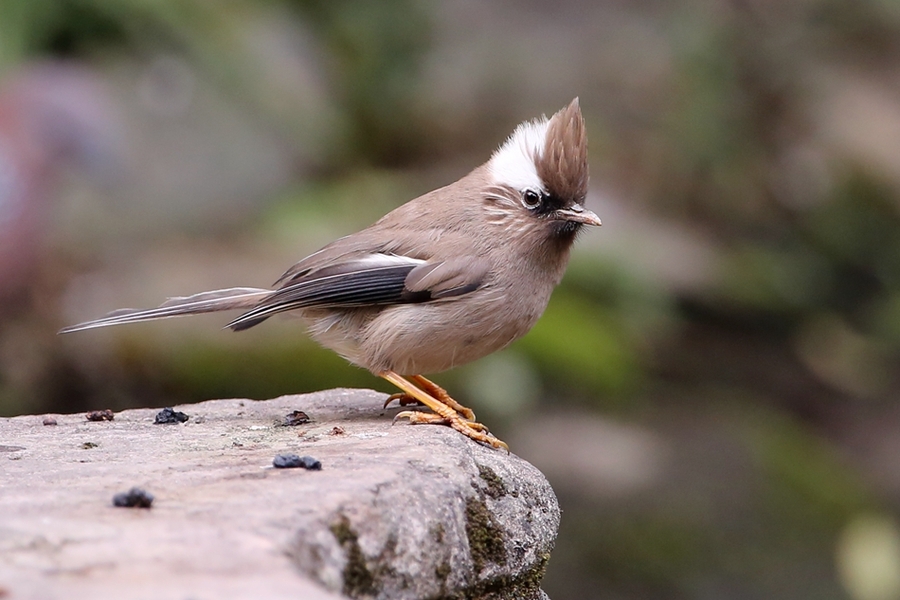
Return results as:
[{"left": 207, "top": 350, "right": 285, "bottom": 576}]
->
[
  {"left": 379, "top": 370, "right": 506, "bottom": 451},
  {"left": 382, "top": 376, "right": 476, "bottom": 421},
  {"left": 408, "top": 374, "right": 476, "bottom": 421},
  {"left": 393, "top": 410, "right": 508, "bottom": 451}
]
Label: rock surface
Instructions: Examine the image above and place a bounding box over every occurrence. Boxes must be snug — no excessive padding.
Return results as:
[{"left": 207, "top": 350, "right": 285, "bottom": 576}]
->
[{"left": 0, "top": 389, "right": 560, "bottom": 599}]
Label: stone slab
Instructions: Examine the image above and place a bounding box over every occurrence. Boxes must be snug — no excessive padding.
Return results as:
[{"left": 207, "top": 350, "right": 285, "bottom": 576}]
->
[{"left": 0, "top": 389, "right": 559, "bottom": 599}]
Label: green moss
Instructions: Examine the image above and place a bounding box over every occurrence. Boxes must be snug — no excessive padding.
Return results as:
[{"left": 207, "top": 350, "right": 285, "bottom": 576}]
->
[
  {"left": 330, "top": 515, "right": 377, "bottom": 598},
  {"left": 476, "top": 464, "right": 507, "bottom": 499},
  {"left": 435, "top": 559, "right": 452, "bottom": 590},
  {"left": 431, "top": 552, "right": 550, "bottom": 600},
  {"left": 465, "top": 497, "right": 507, "bottom": 573}
]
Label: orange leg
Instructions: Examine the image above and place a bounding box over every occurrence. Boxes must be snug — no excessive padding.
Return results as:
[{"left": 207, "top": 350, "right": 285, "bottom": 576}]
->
[
  {"left": 380, "top": 370, "right": 507, "bottom": 451},
  {"left": 383, "top": 375, "right": 476, "bottom": 421}
]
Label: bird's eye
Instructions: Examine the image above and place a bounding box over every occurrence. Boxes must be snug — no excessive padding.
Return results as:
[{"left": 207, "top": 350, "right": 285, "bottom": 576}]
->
[{"left": 522, "top": 190, "right": 542, "bottom": 209}]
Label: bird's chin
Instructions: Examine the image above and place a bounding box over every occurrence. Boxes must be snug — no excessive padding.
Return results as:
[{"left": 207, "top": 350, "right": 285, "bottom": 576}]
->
[{"left": 551, "top": 219, "right": 582, "bottom": 238}]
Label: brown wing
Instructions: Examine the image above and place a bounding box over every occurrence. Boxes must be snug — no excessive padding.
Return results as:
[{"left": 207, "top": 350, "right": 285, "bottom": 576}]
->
[{"left": 227, "top": 252, "right": 491, "bottom": 331}]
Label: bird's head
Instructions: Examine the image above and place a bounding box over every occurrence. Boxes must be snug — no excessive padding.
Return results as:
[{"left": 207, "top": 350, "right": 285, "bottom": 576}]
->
[{"left": 485, "top": 98, "right": 600, "bottom": 240}]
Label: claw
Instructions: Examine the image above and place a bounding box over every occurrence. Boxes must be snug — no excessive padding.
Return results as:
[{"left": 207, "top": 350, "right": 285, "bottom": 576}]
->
[
  {"left": 393, "top": 410, "right": 449, "bottom": 426},
  {"left": 383, "top": 392, "right": 424, "bottom": 410}
]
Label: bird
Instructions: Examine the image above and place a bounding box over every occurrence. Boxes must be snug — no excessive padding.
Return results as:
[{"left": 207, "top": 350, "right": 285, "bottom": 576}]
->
[{"left": 60, "top": 98, "right": 600, "bottom": 450}]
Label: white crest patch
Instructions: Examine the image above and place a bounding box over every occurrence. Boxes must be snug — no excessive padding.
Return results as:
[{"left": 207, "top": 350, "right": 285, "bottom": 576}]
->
[{"left": 487, "top": 116, "right": 549, "bottom": 193}]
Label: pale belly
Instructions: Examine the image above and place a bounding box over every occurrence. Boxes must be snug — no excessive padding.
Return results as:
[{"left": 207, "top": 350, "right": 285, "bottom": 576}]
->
[{"left": 302, "top": 296, "right": 543, "bottom": 375}]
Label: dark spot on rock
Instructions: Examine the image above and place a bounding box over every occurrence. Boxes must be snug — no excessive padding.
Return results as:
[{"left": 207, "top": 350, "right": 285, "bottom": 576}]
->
[
  {"left": 435, "top": 559, "right": 451, "bottom": 588},
  {"left": 298, "top": 456, "right": 322, "bottom": 470},
  {"left": 273, "top": 454, "right": 322, "bottom": 470},
  {"left": 86, "top": 409, "right": 114, "bottom": 422},
  {"left": 81, "top": 442, "right": 98, "bottom": 449},
  {"left": 273, "top": 454, "right": 301, "bottom": 468},
  {"left": 0, "top": 445, "right": 25, "bottom": 452},
  {"left": 465, "top": 496, "right": 507, "bottom": 573},
  {"left": 330, "top": 515, "right": 378, "bottom": 598},
  {"left": 477, "top": 464, "right": 507, "bottom": 499},
  {"left": 154, "top": 407, "right": 189, "bottom": 424},
  {"left": 329, "top": 426, "right": 345, "bottom": 435},
  {"left": 112, "top": 487, "right": 154, "bottom": 508},
  {"left": 282, "top": 410, "right": 310, "bottom": 426},
  {"left": 430, "top": 521, "right": 445, "bottom": 544},
  {"left": 42, "top": 416, "right": 57, "bottom": 426}
]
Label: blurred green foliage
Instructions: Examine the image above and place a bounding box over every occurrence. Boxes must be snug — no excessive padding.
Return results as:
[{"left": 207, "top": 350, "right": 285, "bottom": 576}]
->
[
  {"left": 0, "top": 0, "right": 430, "bottom": 166},
  {"left": 520, "top": 289, "right": 637, "bottom": 396},
  {"left": 753, "top": 413, "right": 873, "bottom": 532},
  {"left": 547, "top": 400, "right": 877, "bottom": 599},
  {"left": 289, "top": 0, "right": 431, "bottom": 165}
]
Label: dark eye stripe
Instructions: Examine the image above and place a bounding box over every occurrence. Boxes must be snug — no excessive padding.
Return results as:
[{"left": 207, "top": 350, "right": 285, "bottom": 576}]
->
[{"left": 522, "top": 189, "right": 567, "bottom": 216}]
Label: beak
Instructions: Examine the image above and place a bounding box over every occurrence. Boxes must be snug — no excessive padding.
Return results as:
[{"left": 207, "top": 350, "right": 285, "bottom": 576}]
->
[{"left": 555, "top": 204, "right": 602, "bottom": 227}]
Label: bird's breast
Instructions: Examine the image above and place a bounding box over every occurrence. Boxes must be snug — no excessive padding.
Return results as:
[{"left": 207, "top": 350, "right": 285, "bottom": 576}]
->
[{"left": 354, "top": 284, "right": 551, "bottom": 375}]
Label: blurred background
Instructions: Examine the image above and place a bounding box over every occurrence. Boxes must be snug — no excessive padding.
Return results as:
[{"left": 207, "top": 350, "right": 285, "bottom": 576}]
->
[{"left": 2, "top": 0, "right": 900, "bottom": 598}]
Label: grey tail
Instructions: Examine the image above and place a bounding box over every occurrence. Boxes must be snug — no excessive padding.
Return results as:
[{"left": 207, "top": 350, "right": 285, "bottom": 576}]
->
[{"left": 58, "top": 287, "right": 271, "bottom": 333}]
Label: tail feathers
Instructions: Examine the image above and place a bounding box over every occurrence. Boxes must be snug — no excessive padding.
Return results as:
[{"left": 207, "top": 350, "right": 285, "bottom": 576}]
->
[{"left": 59, "top": 287, "right": 271, "bottom": 333}]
